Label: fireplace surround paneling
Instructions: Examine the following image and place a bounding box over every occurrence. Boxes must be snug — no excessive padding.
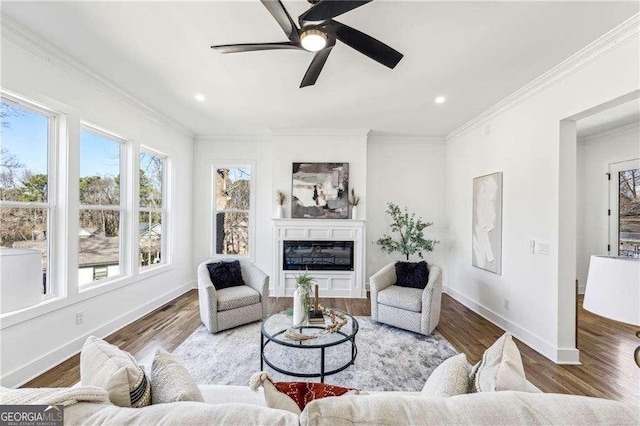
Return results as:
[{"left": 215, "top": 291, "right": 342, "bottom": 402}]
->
[{"left": 273, "top": 219, "right": 366, "bottom": 298}]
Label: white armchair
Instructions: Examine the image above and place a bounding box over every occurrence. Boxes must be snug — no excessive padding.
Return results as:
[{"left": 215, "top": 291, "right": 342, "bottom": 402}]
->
[
  {"left": 197, "top": 259, "right": 269, "bottom": 334},
  {"left": 370, "top": 262, "right": 443, "bottom": 335}
]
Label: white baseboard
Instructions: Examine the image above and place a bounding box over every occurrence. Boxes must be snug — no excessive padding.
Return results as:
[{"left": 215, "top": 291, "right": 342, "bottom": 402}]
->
[
  {"left": 443, "top": 285, "right": 579, "bottom": 365},
  {"left": 2, "top": 281, "right": 194, "bottom": 388}
]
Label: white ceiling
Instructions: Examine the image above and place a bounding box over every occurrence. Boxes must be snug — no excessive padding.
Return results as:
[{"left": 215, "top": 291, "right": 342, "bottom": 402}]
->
[
  {"left": 2, "top": 1, "right": 638, "bottom": 136},
  {"left": 577, "top": 99, "right": 640, "bottom": 138}
]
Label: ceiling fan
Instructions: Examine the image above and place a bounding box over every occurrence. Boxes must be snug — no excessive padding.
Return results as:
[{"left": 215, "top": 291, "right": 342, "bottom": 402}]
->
[{"left": 211, "top": 0, "right": 403, "bottom": 88}]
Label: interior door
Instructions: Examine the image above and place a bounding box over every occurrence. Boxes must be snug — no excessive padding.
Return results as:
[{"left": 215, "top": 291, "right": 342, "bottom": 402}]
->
[{"left": 609, "top": 159, "right": 640, "bottom": 257}]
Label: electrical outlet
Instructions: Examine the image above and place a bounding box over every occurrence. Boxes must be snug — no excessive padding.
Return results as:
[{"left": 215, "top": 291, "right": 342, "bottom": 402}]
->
[
  {"left": 504, "top": 299, "right": 510, "bottom": 310},
  {"left": 76, "top": 311, "right": 84, "bottom": 325},
  {"left": 534, "top": 241, "right": 550, "bottom": 255}
]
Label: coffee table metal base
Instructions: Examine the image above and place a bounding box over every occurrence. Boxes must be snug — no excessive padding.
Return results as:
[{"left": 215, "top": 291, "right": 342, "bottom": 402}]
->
[{"left": 260, "top": 326, "right": 357, "bottom": 383}]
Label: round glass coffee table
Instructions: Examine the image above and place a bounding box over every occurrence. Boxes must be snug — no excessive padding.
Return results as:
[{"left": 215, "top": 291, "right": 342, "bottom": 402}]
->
[{"left": 260, "top": 309, "right": 359, "bottom": 383}]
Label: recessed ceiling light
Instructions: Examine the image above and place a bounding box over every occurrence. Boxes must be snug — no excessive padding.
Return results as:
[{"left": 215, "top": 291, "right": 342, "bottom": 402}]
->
[
  {"left": 195, "top": 93, "right": 205, "bottom": 102},
  {"left": 435, "top": 96, "right": 446, "bottom": 104}
]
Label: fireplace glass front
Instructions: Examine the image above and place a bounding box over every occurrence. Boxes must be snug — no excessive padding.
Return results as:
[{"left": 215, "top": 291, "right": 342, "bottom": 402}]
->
[{"left": 283, "top": 240, "right": 354, "bottom": 271}]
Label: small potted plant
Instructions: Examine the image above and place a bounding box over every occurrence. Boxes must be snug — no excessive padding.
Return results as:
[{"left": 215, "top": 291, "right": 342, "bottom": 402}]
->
[
  {"left": 275, "top": 190, "right": 286, "bottom": 219},
  {"left": 293, "top": 270, "right": 314, "bottom": 326},
  {"left": 350, "top": 189, "right": 361, "bottom": 219},
  {"left": 375, "top": 202, "right": 438, "bottom": 261}
]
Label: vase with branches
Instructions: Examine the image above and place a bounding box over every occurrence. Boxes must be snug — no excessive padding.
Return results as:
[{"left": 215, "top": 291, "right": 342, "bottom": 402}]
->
[
  {"left": 350, "top": 189, "right": 361, "bottom": 219},
  {"left": 375, "top": 202, "right": 439, "bottom": 261},
  {"left": 275, "top": 190, "right": 286, "bottom": 218},
  {"left": 293, "top": 270, "right": 314, "bottom": 325}
]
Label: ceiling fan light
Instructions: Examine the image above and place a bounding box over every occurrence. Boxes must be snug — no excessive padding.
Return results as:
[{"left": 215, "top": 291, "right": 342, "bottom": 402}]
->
[{"left": 300, "top": 29, "right": 327, "bottom": 52}]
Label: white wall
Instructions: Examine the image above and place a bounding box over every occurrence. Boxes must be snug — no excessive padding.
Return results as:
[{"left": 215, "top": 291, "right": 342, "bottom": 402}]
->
[
  {"left": 576, "top": 124, "right": 640, "bottom": 292},
  {"left": 366, "top": 138, "right": 448, "bottom": 281},
  {"left": 444, "top": 33, "right": 639, "bottom": 363},
  {"left": 0, "top": 32, "right": 194, "bottom": 386},
  {"left": 192, "top": 138, "right": 273, "bottom": 275}
]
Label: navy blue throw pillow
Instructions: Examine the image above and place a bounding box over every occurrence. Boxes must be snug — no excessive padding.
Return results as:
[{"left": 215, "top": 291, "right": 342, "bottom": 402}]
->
[
  {"left": 206, "top": 260, "right": 245, "bottom": 290},
  {"left": 395, "top": 261, "right": 429, "bottom": 289}
]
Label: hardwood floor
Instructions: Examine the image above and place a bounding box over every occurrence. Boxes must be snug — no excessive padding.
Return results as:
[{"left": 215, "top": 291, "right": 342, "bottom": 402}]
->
[{"left": 24, "top": 291, "right": 639, "bottom": 403}]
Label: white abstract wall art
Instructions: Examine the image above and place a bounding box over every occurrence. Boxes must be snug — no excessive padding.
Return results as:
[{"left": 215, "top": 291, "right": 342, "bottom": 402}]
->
[{"left": 472, "top": 172, "right": 503, "bottom": 274}]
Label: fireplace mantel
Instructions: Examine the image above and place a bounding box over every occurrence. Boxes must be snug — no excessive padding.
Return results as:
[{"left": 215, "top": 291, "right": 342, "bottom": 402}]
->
[{"left": 272, "top": 219, "right": 366, "bottom": 298}]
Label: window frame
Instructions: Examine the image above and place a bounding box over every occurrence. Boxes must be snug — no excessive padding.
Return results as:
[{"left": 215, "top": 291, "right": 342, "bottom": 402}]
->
[
  {"left": 78, "top": 123, "right": 127, "bottom": 289},
  {"left": 0, "top": 94, "right": 58, "bottom": 296},
  {"left": 211, "top": 162, "right": 256, "bottom": 261},
  {"left": 138, "top": 147, "right": 169, "bottom": 271}
]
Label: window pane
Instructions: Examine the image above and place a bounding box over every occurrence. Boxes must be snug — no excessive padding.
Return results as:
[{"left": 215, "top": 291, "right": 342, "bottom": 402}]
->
[
  {"left": 0, "top": 101, "right": 49, "bottom": 202},
  {"left": 0, "top": 207, "right": 48, "bottom": 293},
  {"left": 216, "top": 167, "right": 250, "bottom": 210},
  {"left": 140, "top": 152, "right": 164, "bottom": 208},
  {"left": 80, "top": 129, "right": 120, "bottom": 205},
  {"left": 139, "top": 211, "right": 162, "bottom": 268},
  {"left": 78, "top": 209, "right": 120, "bottom": 285},
  {"left": 619, "top": 168, "right": 640, "bottom": 258},
  {"left": 215, "top": 212, "right": 249, "bottom": 255}
]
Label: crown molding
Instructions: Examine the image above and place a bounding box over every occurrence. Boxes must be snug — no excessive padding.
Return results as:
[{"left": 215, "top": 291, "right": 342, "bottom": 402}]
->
[
  {"left": 446, "top": 13, "right": 640, "bottom": 142},
  {"left": 367, "top": 132, "right": 445, "bottom": 144},
  {"left": 195, "top": 133, "right": 270, "bottom": 143},
  {"left": 578, "top": 120, "right": 639, "bottom": 144},
  {"left": 0, "top": 13, "right": 194, "bottom": 139},
  {"left": 269, "top": 128, "right": 370, "bottom": 137}
]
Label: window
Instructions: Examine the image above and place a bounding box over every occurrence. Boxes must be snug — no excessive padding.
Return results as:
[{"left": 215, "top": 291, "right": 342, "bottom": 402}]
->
[
  {"left": 610, "top": 160, "right": 640, "bottom": 258},
  {"left": 0, "top": 97, "right": 55, "bottom": 294},
  {"left": 78, "top": 127, "right": 124, "bottom": 286},
  {"left": 214, "top": 166, "right": 251, "bottom": 256},
  {"left": 139, "top": 150, "right": 167, "bottom": 269}
]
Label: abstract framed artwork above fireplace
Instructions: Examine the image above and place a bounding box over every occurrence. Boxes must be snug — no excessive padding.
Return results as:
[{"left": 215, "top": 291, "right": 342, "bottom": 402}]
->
[{"left": 272, "top": 219, "right": 366, "bottom": 298}]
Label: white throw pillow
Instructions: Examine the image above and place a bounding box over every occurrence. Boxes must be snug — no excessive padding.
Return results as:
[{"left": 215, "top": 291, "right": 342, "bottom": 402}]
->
[
  {"left": 470, "top": 332, "right": 529, "bottom": 393},
  {"left": 150, "top": 349, "right": 204, "bottom": 404},
  {"left": 80, "top": 336, "right": 151, "bottom": 407},
  {"left": 421, "top": 353, "right": 469, "bottom": 397}
]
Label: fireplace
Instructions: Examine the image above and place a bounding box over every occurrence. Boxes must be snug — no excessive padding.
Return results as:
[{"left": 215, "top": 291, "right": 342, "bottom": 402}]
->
[{"left": 283, "top": 240, "right": 354, "bottom": 271}]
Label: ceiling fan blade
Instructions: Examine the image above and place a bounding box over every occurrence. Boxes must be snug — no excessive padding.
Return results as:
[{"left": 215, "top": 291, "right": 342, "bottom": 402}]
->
[
  {"left": 300, "top": 0, "right": 372, "bottom": 23},
  {"left": 212, "top": 42, "right": 301, "bottom": 54},
  {"left": 260, "top": 0, "right": 300, "bottom": 42},
  {"left": 300, "top": 42, "right": 335, "bottom": 88},
  {"left": 330, "top": 20, "right": 403, "bottom": 69}
]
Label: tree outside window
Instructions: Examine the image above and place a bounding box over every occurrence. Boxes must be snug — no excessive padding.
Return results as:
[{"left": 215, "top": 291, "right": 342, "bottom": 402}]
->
[{"left": 215, "top": 167, "right": 251, "bottom": 256}]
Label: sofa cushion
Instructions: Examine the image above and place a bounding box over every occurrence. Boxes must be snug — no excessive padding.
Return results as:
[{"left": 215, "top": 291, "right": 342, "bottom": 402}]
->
[
  {"left": 150, "top": 349, "right": 204, "bottom": 404},
  {"left": 207, "top": 260, "right": 245, "bottom": 290},
  {"left": 395, "top": 261, "right": 429, "bottom": 289},
  {"left": 470, "top": 332, "right": 528, "bottom": 393},
  {"left": 299, "top": 392, "right": 640, "bottom": 426},
  {"left": 250, "top": 372, "right": 359, "bottom": 415},
  {"left": 64, "top": 401, "right": 299, "bottom": 426},
  {"left": 217, "top": 286, "right": 260, "bottom": 311},
  {"left": 80, "top": 336, "right": 151, "bottom": 408},
  {"left": 378, "top": 285, "right": 423, "bottom": 312},
  {"left": 421, "top": 353, "right": 469, "bottom": 397}
]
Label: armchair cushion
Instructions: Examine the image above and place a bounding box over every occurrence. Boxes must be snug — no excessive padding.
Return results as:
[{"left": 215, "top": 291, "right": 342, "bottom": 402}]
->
[
  {"left": 378, "top": 286, "right": 423, "bottom": 312},
  {"left": 217, "top": 286, "right": 261, "bottom": 312},
  {"left": 395, "top": 261, "right": 429, "bottom": 289},
  {"left": 207, "top": 260, "right": 246, "bottom": 290}
]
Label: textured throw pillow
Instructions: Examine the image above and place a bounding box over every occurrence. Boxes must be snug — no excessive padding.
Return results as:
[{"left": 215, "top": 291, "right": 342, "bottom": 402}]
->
[
  {"left": 80, "top": 336, "right": 151, "bottom": 408},
  {"left": 395, "top": 261, "right": 430, "bottom": 289},
  {"left": 206, "top": 260, "right": 246, "bottom": 290},
  {"left": 470, "top": 332, "right": 529, "bottom": 393},
  {"left": 421, "top": 353, "right": 469, "bottom": 397},
  {"left": 150, "top": 349, "right": 204, "bottom": 404},
  {"left": 249, "top": 372, "right": 359, "bottom": 415}
]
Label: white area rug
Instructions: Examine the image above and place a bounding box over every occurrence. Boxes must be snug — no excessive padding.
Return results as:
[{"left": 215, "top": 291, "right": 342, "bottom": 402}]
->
[{"left": 168, "top": 317, "right": 458, "bottom": 391}]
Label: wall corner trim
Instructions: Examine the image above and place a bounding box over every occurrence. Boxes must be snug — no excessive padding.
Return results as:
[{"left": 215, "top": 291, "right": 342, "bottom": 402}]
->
[
  {"left": 269, "top": 128, "right": 371, "bottom": 137},
  {"left": 443, "top": 285, "right": 562, "bottom": 364},
  {"left": 446, "top": 13, "right": 640, "bottom": 142},
  {"left": 0, "top": 13, "right": 195, "bottom": 139}
]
